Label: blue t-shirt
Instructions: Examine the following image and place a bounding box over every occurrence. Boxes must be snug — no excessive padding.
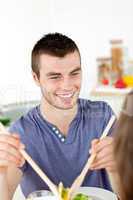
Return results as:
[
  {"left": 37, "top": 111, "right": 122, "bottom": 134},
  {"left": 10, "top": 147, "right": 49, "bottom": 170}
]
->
[{"left": 9, "top": 99, "right": 115, "bottom": 198}]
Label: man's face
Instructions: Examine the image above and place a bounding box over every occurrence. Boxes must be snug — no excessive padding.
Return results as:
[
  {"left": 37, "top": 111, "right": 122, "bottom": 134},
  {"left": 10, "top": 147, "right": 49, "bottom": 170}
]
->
[{"left": 33, "top": 51, "right": 82, "bottom": 110}]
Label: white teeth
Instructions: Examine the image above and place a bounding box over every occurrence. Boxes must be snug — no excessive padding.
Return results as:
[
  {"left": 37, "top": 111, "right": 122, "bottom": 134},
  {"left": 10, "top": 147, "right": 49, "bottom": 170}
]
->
[{"left": 57, "top": 93, "right": 73, "bottom": 98}]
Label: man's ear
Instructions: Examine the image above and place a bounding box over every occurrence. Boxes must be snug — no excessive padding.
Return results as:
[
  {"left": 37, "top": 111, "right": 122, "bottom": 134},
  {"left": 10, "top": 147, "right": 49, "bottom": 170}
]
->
[{"left": 32, "top": 71, "right": 40, "bottom": 86}]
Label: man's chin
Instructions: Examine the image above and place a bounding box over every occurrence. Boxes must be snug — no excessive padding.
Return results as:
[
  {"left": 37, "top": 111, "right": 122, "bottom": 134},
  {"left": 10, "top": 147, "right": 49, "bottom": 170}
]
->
[
  {"left": 53, "top": 100, "right": 78, "bottom": 110},
  {"left": 54, "top": 104, "right": 75, "bottom": 110}
]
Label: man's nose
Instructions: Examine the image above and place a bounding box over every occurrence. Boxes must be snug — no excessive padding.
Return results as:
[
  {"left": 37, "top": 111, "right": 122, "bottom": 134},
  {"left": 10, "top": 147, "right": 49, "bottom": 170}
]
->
[{"left": 61, "top": 77, "right": 72, "bottom": 89}]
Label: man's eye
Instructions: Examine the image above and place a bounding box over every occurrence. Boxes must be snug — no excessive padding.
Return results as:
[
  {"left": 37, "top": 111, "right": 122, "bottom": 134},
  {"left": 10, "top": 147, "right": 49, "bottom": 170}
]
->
[
  {"left": 71, "top": 72, "right": 80, "bottom": 76},
  {"left": 50, "top": 76, "right": 60, "bottom": 79}
]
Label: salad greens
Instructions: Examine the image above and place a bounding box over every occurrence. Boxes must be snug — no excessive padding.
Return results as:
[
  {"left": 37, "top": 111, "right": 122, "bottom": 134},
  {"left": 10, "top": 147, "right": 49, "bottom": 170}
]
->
[
  {"left": 0, "top": 117, "right": 11, "bottom": 126},
  {"left": 58, "top": 182, "right": 92, "bottom": 200},
  {"left": 61, "top": 187, "right": 70, "bottom": 200},
  {"left": 72, "top": 193, "right": 92, "bottom": 200}
]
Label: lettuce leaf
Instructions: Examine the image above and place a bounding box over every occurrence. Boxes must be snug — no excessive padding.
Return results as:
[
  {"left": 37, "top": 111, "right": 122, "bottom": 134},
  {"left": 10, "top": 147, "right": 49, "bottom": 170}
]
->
[{"left": 73, "top": 193, "right": 92, "bottom": 200}]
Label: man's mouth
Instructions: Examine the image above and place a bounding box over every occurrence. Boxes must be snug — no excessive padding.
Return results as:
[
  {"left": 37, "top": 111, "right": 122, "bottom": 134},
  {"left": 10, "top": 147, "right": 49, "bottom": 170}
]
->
[{"left": 56, "top": 92, "right": 74, "bottom": 98}]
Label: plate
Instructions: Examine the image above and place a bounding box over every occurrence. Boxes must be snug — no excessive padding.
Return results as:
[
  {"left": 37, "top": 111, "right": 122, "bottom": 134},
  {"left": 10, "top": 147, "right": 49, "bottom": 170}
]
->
[
  {"left": 27, "top": 197, "right": 58, "bottom": 200},
  {"left": 26, "top": 187, "right": 118, "bottom": 200},
  {"left": 76, "top": 187, "right": 118, "bottom": 200}
]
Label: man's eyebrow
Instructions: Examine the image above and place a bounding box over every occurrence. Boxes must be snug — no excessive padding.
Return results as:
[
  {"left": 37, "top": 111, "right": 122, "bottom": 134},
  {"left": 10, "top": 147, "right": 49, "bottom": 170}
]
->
[
  {"left": 46, "top": 67, "right": 81, "bottom": 77},
  {"left": 70, "top": 67, "right": 81, "bottom": 74},
  {"left": 46, "top": 72, "right": 61, "bottom": 77}
]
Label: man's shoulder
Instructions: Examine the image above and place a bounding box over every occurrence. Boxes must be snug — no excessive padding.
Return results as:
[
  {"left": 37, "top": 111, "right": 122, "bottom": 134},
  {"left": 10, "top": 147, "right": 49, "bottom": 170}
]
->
[
  {"left": 78, "top": 98, "right": 115, "bottom": 137},
  {"left": 79, "top": 98, "right": 112, "bottom": 111},
  {"left": 9, "top": 106, "right": 39, "bottom": 133}
]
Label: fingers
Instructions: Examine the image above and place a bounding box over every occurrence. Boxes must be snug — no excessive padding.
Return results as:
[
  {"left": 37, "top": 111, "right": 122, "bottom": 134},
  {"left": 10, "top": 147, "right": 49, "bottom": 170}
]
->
[
  {"left": 92, "top": 137, "right": 114, "bottom": 154},
  {"left": 0, "top": 142, "right": 22, "bottom": 160},
  {"left": 90, "top": 161, "right": 116, "bottom": 172},
  {"left": 0, "top": 133, "right": 25, "bottom": 168},
  {"left": 90, "top": 137, "right": 116, "bottom": 172},
  {"left": 90, "top": 155, "right": 115, "bottom": 170},
  {"left": 90, "top": 139, "right": 99, "bottom": 154},
  {"left": 0, "top": 134, "right": 20, "bottom": 149},
  {"left": 0, "top": 151, "right": 22, "bottom": 167}
]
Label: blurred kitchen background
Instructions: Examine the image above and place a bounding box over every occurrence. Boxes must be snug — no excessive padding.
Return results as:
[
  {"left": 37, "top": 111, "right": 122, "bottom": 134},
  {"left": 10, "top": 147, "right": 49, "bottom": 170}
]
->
[
  {"left": 0, "top": 0, "right": 133, "bottom": 120},
  {"left": 0, "top": 0, "right": 133, "bottom": 199},
  {"left": 0, "top": 0, "right": 133, "bottom": 125}
]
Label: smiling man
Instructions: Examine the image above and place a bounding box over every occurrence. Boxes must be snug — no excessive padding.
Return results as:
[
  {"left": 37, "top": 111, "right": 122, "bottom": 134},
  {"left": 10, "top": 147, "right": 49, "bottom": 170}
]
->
[
  {"left": 32, "top": 49, "right": 82, "bottom": 136},
  {"left": 0, "top": 33, "right": 117, "bottom": 199}
]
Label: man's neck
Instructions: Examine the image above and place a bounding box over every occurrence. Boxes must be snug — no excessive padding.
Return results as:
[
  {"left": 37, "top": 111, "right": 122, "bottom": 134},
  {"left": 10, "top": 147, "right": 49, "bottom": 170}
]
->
[{"left": 40, "top": 98, "right": 78, "bottom": 135}]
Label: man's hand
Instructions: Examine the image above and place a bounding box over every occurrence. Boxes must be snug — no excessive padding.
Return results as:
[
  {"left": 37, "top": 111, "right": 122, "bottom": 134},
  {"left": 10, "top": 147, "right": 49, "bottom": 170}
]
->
[
  {"left": 0, "top": 133, "right": 25, "bottom": 171},
  {"left": 90, "top": 137, "right": 116, "bottom": 173}
]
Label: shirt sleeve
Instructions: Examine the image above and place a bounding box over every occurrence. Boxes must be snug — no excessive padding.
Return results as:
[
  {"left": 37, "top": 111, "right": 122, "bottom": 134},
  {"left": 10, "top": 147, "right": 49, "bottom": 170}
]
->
[{"left": 9, "top": 121, "right": 28, "bottom": 173}]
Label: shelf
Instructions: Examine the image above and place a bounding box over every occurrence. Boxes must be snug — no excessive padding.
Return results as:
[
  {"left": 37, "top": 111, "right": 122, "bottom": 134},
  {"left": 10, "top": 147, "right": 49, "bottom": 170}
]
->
[{"left": 90, "top": 86, "right": 132, "bottom": 96}]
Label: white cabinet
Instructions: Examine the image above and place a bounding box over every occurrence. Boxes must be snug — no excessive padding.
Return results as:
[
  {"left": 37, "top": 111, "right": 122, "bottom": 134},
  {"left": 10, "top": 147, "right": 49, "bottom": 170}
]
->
[{"left": 89, "top": 87, "right": 132, "bottom": 116}]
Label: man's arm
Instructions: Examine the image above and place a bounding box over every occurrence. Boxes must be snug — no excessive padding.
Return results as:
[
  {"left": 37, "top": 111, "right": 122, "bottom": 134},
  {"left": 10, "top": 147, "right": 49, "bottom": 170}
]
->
[
  {"left": 108, "top": 171, "right": 121, "bottom": 197},
  {"left": 0, "top": 166, "right": 22, "bottom": 200},
  {"left": 0, "top": 132, "right": 25, "bottom": 200},
  {"left": 0, "top": 168, "right": 9, "bottom": 200},
  {"left": 8, "top": 165, "right": 23, "bottom": 200},
  {"left": 90, "top": 137, "right": 121, "bottom": 195}
]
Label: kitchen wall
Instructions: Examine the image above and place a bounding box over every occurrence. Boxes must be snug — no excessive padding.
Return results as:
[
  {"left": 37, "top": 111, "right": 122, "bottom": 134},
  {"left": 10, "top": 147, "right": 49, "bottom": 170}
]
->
[
  {"left": 0, "top": 0, "right": 51, "bottom": 105},
  {"left": 1, "top": 1, "right": 132, "bottom": 198},
  {"left": 0, "top": 0, "right": 133, "bottom": 105}
]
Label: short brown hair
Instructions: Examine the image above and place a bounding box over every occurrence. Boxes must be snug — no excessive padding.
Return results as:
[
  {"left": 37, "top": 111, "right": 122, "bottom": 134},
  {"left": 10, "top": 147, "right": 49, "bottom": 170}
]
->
[
  {"left": 114, "top": 91, "right": 133, "bottom": 200},
  {"left": 31, "top": 33, "right": 81, "bottom": 78}
]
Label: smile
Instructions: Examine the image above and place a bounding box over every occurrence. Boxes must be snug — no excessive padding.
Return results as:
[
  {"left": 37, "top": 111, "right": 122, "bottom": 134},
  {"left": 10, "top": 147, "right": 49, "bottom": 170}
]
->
[{"left": 56, "top": 92, "right": 74, "bottom": 98}]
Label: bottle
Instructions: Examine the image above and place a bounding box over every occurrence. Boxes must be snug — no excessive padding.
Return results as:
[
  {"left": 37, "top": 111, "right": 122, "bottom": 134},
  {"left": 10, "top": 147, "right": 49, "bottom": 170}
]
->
[
  {"left": 97, "top": 57, "right": 111, "bottom": 86},
  {"left": 123, "top": 60, "right": 133, "bottom": 87},
  {"left": 110, "top": 39, "right": 124, "bottom": 85}
]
